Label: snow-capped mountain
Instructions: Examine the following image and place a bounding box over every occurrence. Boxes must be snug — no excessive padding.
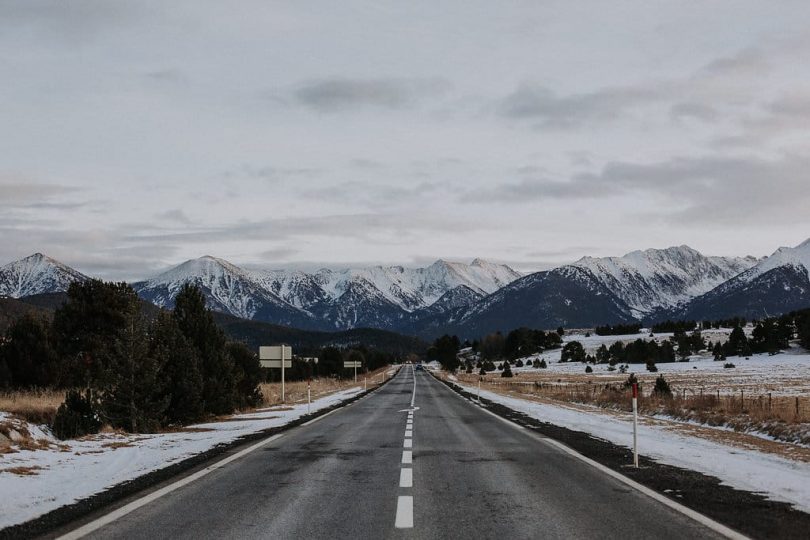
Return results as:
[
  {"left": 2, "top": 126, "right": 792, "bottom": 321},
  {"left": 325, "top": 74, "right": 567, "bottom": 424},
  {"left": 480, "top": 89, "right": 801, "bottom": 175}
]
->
[
  {"left": 5, "top": 240, "right": 809, "bottom": 339},
  {"left": 673, "top": 238, "right": 810, "bottom": 321},
  {"left": 131, "top": 256, "right": 317, "bottom": 329},
  {"left": 251, "top": 258, "right": 521, "bottom": 313},
  {"left": 131, "top": 256, "right": 520, "bottom": 331},
  {"left": 436, "top": 265, "right": 637, "bottom": 338},
  {"left": 571, "top": 246, "right": 758, "bottom": 317},
  {"left": 0, "top": 253, "right": 87, "bottom": 298}
]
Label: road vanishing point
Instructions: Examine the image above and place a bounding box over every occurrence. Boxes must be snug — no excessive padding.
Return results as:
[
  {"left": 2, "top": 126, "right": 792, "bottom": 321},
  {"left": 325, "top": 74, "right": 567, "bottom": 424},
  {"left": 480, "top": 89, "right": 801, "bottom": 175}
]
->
[{"left": 56, "top": 366, "right": 734, "bottom": 540}]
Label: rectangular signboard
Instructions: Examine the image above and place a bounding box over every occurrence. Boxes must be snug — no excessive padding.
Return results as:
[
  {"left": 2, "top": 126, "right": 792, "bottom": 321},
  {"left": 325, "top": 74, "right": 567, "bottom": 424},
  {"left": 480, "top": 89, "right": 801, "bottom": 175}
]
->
[
  {"left": 260, "top": 345, "right": 292, "bottom": 361},
  {"left": 343, "top": 361, "right": 362, "bottom": 368},
  {"left": 261, "top": 359, "right": 292, "bottom": 369}
]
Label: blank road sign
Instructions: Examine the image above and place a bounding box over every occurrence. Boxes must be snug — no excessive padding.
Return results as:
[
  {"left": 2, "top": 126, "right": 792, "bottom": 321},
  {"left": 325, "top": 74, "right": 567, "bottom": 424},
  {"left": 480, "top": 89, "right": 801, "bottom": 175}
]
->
[
  {"left": 261, "top": 359, "right": 292, "bottom": 369},
  {"left": 260, "top": 345, "right": 292, "bottom": 360}
]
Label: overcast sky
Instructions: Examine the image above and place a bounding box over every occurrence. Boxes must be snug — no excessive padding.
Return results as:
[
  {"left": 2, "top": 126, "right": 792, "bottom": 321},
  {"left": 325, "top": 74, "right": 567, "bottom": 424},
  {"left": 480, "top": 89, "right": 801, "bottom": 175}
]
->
[{"left": 2, "top": 1, "right": 810, "bottom": 280}]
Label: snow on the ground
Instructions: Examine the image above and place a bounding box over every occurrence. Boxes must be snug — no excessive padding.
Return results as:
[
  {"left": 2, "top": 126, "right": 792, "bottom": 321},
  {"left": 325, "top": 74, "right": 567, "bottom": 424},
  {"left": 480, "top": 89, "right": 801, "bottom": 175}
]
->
[
  {"left": 456, "top": 382, "right": 810, "bottom": 513},
  {"left": 0, "top": 387, "right": 362, "bottom": 528},
  {"left": 513, "top": 332, "right": 810, "bottom": 396}
]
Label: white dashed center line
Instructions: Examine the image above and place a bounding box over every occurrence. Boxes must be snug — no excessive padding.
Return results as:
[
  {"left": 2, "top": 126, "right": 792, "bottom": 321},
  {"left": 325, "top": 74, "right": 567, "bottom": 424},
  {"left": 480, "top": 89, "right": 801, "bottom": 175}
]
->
[
  {"left": 395, "top": 365, "right": 417, "bottom": 529},
  {"left": 395, "top": 496, "right": 414, "bottom": 528},
  {"left": 399, "top": 468, "right": 413, "bottom": 488}
]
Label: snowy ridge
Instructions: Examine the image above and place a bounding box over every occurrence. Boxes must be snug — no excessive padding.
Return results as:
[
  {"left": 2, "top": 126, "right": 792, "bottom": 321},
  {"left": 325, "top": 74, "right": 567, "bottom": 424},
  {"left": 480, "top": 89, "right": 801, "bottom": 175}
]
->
[
  {"left": 132, "top": 256, "right": 308, "bottom": 323},
  {"left": 250, "top": 258, "right": 521, "bottom": 313},
  {"left": 0, "top": 253, "right": 87, "bottom": 298},
  {"left": 130, "top": 255, "right": 520, "bottom": 330},
  {"left": 671, "top": 238, "right": 810, "bottom": 321},
  {"left": 736, "top": 238, "right": 810, "bottom": 284},
  {"left": 571, "top": 245, "right": 757, "bottom": 317}
]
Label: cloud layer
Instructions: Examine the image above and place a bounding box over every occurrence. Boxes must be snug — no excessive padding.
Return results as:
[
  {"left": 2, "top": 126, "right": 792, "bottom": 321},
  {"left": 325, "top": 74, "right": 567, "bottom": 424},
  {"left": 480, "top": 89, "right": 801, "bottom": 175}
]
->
[{"left": 1, "top": 2, "right": 808, "bottom": 278}]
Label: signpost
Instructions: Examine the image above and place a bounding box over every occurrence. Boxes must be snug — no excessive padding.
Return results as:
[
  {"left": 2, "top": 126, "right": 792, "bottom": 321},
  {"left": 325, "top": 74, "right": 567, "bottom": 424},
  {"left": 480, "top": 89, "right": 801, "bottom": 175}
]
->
[
  {"left": 344, "top": 360, "right": 362, "bottom": 382},
  {"left": 260, "top": 345, "right": 292, "bottom": 403}
]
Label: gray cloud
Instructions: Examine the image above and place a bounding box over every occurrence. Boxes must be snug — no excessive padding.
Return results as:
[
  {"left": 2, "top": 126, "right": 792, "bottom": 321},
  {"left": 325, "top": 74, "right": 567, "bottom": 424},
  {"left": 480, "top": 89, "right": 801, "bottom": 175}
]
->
[
  {"left": 124, "top": 212, "right": 492, "bottom": 249},
  {"left": 155, "top": 209, "right": 193, "bottom": 225},
  {"left": 293, "top": 77, "right": 451, "bottom": 112},
  {"left": 464, "top": 153, "right": 810, "bottom": 226},
  {"left": 496, "top": 47, "right": 774, "bottom": 129},
  {"left": 497, "top": 84, "right": 660, "bottom": 127}
]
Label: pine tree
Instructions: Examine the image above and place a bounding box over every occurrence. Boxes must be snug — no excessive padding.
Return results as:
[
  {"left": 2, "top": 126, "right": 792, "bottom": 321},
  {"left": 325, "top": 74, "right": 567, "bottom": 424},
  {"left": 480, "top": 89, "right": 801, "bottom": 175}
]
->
[
  {"left": 173, "top": 284, "right": 239, "bottom": 415},
  {"left": 227, "top": 342, "right": 263, "bottom": 409},
  {"left": 151, "top": 312, "right": 204, "bottom": 424},
  {"left": 501, "top": 362, "right": 513, "bottom": 377},
  {"left": 100, "top": 310, "right": 168, "bottom": 433},
  {"left": 52, "top": 280, "right": 141, "bottom": 387},
  {"left": 1, "top": 315, "right": 58, "bottom": 388}
]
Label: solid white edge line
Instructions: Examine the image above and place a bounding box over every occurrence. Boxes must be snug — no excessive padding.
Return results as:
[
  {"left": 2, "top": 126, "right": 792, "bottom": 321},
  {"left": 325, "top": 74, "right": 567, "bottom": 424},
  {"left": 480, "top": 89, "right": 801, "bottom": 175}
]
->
[
  {"left": 395, "top": 496, "right": 414, "bottom": 528},
  {"left": 401, "top": 450, "right": 412, "bottom": 464},
  {"left": 428, "top": 374, "right": 749, "bottom": 540},
  {"left": 56, "top": 433, "right": 285, "bottom": 540},
  {"left": 399, "top": 468, "right": 413, "bottom": 488},
  {"left": 60, "top": 369, "right": 404, "bottom": 539}
]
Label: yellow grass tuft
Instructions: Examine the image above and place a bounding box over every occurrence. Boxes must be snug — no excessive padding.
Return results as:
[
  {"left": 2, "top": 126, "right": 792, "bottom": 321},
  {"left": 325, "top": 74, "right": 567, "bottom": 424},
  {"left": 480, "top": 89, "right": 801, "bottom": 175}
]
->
[{"left": 0, "top": 388, "right": 65, "bottom": 425}]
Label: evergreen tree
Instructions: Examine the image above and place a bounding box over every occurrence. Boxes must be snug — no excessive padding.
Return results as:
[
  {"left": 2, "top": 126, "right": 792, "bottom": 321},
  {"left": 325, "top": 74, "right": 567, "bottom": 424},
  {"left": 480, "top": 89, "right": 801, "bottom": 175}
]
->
[
  {"left": 52, "top": 280, "right": 141, "bottom": 386},
  {"left": 595, "top": 344, "right": 610, "bottom": 364},
  {"left": 431, "top": 334, "right": 461, "bottom": 371},
  {"left": 173, "top": 284, "right": 239, "bottom": 415},
  {"left": 151, "top": 312, "right": 204, "bottom": 424},
  {"left": 227, "top": 342, "right": 263, "bottom": 409},
  {"left": 560, "top": 341, "right": 586, "bottom": 362},
  {"left": 653, "top": 375, "right": 672, "bottom": 397},
  {"left": 100, "top": 310, "right": 168, "bottom": 433},
  {"left": 1, "top": 315, "right": 58, "bottom": 388},
  {"left": 501, "top": 362, "right": 513, "bottom": 377}
]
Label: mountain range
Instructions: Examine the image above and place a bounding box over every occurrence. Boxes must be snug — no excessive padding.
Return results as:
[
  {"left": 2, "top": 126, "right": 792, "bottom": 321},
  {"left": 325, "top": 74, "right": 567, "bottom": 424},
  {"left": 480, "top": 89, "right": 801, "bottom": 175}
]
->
[{"left": 1, "top": 239, "right": 809, "bottom": 339}]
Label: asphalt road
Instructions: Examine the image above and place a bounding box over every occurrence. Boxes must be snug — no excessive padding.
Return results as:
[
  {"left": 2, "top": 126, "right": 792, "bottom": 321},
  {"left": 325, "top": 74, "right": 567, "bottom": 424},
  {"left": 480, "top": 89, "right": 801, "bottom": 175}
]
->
[{"left": 64, "top": 366, "right": 726, "bottom": 539}]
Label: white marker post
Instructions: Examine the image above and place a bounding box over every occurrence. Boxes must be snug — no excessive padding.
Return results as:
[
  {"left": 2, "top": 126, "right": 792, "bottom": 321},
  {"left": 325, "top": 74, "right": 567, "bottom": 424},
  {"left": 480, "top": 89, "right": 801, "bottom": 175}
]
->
[
  {"left": 632, "top": 382, "right": 639, "bottom": 468},
  {"left": 478, "top": 376, "right": 482, "bottom": 404},
  {"left": 281, "top": 345, "right": 286, "bottom": 403},
  {"left": 307, "top": 379, "right": 311, "bottom": 414}
]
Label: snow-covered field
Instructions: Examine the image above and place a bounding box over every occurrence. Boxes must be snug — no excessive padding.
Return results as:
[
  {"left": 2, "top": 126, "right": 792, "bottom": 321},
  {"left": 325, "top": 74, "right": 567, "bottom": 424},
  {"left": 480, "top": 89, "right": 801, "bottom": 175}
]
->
[
  {"left": 500, "top": 331, "right": 810, "bottom": 397},
  {"left": 454, "top": 381, "right": 810, "bottom": 514},
  {"left": 0, "top": 387, "right": 363, "bottom": 529}
]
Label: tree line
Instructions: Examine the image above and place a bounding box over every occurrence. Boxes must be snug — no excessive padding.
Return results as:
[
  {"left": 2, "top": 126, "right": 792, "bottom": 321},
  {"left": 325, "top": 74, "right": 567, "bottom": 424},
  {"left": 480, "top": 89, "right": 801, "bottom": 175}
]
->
[
  {"left": 0, "top": 280, "right": 400, "bottom": 439},
  {"left": 0, "top": 281, "right": 262, "bottom": 437},
  {"left": 427, "top": 327, "right": 563, "bottom": 372}
]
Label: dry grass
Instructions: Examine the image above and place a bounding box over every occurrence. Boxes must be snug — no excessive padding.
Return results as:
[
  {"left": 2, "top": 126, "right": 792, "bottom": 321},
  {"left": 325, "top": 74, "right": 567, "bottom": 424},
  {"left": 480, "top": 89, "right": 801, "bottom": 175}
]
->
[
  {"left": 0, "top": 388, "right": 65, "bottom": 425},
  {"left": 0, "top": 465, "right": 44, "bottom": 476},
  {"left": 258, "top": 367, "right": 391, "bottom": 408},
  {"left": 454, "top": 373, "right": 810, "bottom": 445}
]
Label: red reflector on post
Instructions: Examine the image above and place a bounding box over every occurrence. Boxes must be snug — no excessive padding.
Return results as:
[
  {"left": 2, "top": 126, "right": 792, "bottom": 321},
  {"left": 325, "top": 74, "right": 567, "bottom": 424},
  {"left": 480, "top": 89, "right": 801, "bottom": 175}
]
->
[{"left": 632, "top": 382, "right": 638, "bottom": 398}]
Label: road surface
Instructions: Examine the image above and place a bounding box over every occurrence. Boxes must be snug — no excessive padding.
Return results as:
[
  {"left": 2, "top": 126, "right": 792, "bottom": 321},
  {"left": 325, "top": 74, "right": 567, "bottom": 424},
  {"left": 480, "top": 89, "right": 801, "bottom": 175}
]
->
[{"left": 60, "top": 366, "right": 725, "bottom": 539}]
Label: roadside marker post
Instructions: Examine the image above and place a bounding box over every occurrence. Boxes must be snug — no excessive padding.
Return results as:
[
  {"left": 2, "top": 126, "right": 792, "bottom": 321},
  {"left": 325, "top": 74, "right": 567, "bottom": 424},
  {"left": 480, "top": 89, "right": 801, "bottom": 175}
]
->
[
  {"left": 478, "top": 376, "right": 482, "bottom": 404},
  {"left": 632, "top": 382, "right": 639, "bottom": 468},
  {"left": 307, "top": 379, "right": 311, "bottom": 414}
]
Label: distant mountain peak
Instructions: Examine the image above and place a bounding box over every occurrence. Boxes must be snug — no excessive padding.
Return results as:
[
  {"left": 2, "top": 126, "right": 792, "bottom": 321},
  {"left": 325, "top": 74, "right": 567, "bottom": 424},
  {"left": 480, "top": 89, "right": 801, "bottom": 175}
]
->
[
  {"left": 570, "top": 245, "right": 757, "bottom": 316},
  {"left": 0, "top": 253, "right": 88, "bottom": 298}
]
